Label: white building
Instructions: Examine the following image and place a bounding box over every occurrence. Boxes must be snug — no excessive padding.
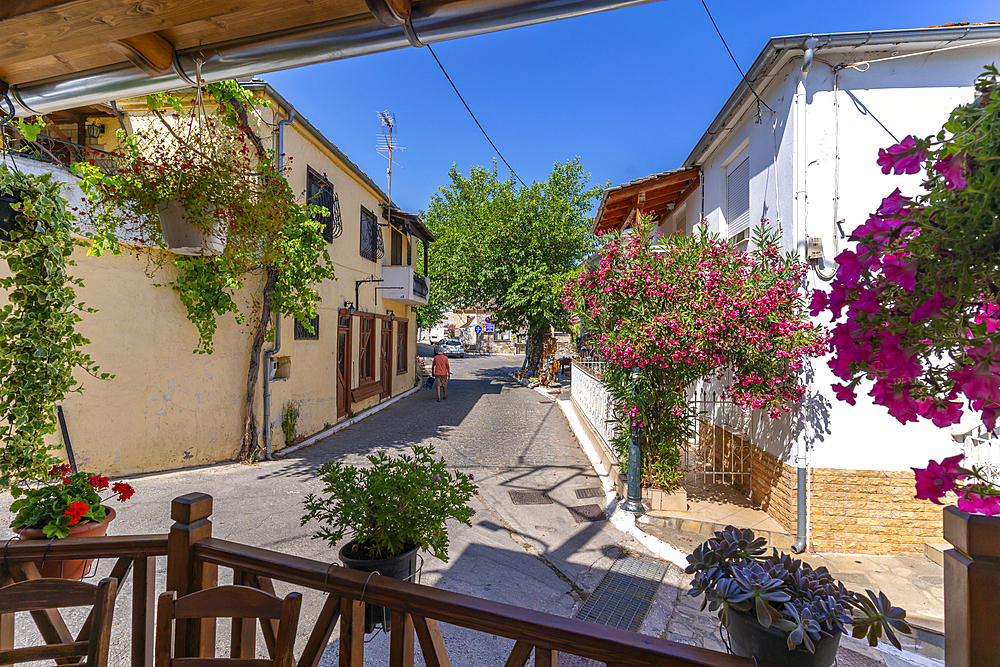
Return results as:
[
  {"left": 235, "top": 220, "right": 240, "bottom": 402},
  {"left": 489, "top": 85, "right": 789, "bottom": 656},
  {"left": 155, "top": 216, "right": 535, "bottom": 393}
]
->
[{"left": 593, "top": 24, "right": 1000, "bottom": 554}]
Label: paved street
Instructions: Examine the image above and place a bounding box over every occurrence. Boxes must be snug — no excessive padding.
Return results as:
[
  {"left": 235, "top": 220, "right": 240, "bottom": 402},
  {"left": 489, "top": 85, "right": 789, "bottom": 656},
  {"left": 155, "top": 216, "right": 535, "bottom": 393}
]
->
[{"left": 2, "top": 353, "right": 679, "bottom": 665}]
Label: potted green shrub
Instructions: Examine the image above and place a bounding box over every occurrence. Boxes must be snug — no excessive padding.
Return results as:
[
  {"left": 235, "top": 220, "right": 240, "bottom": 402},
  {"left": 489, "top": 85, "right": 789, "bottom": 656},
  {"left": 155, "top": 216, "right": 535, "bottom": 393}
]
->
[
  {"left": 685, "top": 526, "right": 911, "bottom": 667},
  {"left": 9, "top": 464, "right": 135, "bottom": 579},
  {"left": 301, "top": 445, "right": 477, "bottom": 632}
]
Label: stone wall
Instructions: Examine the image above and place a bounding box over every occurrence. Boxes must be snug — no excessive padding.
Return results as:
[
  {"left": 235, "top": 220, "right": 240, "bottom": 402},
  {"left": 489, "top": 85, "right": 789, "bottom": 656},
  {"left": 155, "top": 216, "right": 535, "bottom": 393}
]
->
[
  {"left": 749, "top": 448, "right": 796, "bottom": 534},
  {"left": 808, "top": 468, "right": 944, "bottom": 555},
  {"left": 696, "top": 420, "right": 942, "bottom": 554}
]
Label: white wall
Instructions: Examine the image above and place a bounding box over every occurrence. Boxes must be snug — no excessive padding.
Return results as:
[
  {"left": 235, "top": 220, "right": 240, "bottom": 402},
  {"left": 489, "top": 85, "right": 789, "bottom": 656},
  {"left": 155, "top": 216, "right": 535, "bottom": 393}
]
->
[{"left": 689, "top": 43, "right": 1000, "bottom": 470}]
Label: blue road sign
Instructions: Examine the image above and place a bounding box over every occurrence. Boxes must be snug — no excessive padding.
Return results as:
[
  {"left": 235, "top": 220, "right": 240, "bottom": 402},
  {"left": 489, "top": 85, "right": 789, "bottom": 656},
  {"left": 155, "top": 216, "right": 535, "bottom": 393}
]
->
[{"left": 474, "top": 325, "right": 482, "bottom": 334}]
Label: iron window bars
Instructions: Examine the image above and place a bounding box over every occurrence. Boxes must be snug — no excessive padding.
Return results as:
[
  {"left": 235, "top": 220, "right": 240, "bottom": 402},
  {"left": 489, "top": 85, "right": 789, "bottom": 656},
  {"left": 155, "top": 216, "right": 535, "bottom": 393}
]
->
[
  {"left": 306, "top": 168, "right": 342, "bottom": 242},
  {"left": 294, "top": 315, "right": 320, "bottom": 340},
  {"left": 359, "top": 206, "right": 384, "bottom": 262}
]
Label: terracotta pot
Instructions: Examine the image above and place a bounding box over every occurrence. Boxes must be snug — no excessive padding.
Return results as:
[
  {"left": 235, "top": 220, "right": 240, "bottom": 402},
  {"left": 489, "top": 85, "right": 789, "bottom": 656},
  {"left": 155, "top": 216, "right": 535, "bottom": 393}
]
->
[
  {"left": 156, "top": 199, "right": 224, "bottom": 256},
  {"left": 12, "top": 507, "right": 117, "bottom": 579},
  {"left": 943, "top": 505, "right": 1000, "bottom": 667}
]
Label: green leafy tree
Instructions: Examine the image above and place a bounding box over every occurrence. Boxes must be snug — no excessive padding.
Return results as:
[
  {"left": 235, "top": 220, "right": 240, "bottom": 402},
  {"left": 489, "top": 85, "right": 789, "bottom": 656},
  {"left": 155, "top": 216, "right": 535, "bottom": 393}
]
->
[{"left": 424, "top": 158, "right": 602, "bottom": 369}]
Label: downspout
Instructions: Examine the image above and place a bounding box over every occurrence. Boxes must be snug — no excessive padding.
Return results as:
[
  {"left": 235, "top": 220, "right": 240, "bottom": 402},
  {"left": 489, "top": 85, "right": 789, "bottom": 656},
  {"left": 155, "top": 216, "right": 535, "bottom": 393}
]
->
[
  {"left": 263, "top": 108, "right": 296, "bottom": 460},
  {"left": 791, "top": 37, "right": 818, "bottom": 553}
]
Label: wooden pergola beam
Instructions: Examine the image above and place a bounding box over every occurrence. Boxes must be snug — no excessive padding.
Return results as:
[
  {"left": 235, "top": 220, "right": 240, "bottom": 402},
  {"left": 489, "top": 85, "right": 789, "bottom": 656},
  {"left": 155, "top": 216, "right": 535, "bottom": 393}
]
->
[{"left": 109, "top": 33, "right": 176, "bottom": 77}]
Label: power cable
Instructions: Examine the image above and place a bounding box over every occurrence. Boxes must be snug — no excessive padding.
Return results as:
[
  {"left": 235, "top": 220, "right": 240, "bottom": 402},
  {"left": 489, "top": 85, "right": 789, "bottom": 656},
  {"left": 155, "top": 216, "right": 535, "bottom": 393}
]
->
[
  {"left": 699, "top": 0, "right": 773, "bottom": 113},
  {"left": 425, "top": 43, "right": 527, "bottom": 188}
]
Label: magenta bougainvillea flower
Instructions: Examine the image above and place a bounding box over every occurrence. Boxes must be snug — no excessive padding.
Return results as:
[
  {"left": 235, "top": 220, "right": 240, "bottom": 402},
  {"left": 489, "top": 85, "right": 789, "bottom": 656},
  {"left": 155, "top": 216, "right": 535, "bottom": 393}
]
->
[
  {"left": 933, "top": 152, "right": 968, "bottom": 190},
  {"left": 877, "top": 136, "right": 926, "bottom": 175}
]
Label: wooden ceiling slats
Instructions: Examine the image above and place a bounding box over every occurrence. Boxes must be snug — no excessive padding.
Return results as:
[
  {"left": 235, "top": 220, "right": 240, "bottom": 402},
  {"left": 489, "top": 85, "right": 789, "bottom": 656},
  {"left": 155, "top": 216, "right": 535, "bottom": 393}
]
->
[
  {"left": 0, "top": 0, "right": 373, "bottom": 87},
  {"left": 593, "top": 168, "right": 700, "bottom": 234}
]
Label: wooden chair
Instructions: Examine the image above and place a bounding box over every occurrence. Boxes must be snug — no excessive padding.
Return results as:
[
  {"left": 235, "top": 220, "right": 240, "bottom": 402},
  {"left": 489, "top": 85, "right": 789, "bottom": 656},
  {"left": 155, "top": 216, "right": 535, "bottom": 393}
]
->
[
  {"left": 0, "top": 576, "right": 117, "bottom": 666},
  {"left": 155, "top": 585, "right": 302, "bottom": 667}
]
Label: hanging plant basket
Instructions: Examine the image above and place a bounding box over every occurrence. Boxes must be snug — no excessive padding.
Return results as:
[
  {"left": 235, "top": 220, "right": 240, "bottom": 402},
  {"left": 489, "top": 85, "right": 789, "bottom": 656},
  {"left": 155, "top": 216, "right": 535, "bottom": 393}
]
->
[
  {"left": 0, "top": 191, "right": 22, "bottom": 243},
  {"left": 156, "top": 199, "right": 225, "bottom": 256}
]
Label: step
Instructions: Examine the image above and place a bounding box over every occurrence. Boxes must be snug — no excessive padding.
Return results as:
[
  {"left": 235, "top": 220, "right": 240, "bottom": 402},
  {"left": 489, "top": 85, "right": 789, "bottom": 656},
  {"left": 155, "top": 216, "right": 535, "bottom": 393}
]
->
[{"left": 923, "top": 540, "right": 950, "bottom": 567}]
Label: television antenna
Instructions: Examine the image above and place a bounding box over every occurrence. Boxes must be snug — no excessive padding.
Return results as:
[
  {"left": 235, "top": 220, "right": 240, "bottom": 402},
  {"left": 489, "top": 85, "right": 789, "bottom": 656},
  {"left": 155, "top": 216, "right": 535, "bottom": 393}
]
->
[{"left": 376, "top": 111, "right": 404, "bottom": 227}]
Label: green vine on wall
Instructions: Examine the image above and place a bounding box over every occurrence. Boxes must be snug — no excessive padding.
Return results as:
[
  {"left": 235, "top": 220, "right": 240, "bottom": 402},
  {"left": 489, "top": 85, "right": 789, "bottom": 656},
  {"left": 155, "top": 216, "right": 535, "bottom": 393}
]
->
[{"left": 0, "top": 167, "right": 111, "bottom": 486}]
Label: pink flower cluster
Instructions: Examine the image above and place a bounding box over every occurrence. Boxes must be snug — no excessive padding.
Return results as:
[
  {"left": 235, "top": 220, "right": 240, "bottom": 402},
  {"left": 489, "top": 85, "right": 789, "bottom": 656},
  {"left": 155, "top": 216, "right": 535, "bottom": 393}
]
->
[
  {"left": 818, "top": 132, "right": 999, "bottom": 430},
  {"left": 563, "top": 217, "right": 827, "bottom": 421},
  {"left": 913, "top": 454, "right": 1000, "bottom": 516}
]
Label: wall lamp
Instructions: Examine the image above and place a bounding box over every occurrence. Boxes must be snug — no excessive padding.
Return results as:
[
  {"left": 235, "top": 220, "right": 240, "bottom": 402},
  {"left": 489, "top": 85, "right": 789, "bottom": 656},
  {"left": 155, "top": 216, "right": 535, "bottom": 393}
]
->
[
  {"left": 387, "top": 309, "right": 395, "bottom": 322},
  {"left": 343, "top": 301, "right": 356, "bottom": 316},
  {"left": 86, "top": 123, "right": 105, "bottom": 139}
]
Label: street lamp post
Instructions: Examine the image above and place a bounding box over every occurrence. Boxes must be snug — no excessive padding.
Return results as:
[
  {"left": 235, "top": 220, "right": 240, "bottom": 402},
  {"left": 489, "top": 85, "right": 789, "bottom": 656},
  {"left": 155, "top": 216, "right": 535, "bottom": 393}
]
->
[{"left": 622, "top": 367, "right": 645, "bottom": 515}]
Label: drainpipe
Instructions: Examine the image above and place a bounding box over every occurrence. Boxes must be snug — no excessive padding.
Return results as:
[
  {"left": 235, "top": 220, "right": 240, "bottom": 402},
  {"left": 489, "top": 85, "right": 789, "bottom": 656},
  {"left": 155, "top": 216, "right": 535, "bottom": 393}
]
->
[
  {"left": 263, "top": 108, "right": 296, "bottom": 460},
  {"left": 791, "top": 37, "right": 817, "bottom": 554}
]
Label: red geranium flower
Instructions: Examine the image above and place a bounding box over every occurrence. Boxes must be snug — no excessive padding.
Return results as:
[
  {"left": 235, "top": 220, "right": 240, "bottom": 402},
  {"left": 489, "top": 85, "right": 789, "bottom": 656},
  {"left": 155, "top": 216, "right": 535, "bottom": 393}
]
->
[
  {"left": 48, "top": 463, "right": 72, "bottom": 477},
  {"left": 112, "top": 482, "right": 135, "bottom": 502},
  {"left": 88, "top": 475, "right": 109, "bottom": 490},
  {"left": 64, "top": 501, "right": 90, "bottom": 526}
]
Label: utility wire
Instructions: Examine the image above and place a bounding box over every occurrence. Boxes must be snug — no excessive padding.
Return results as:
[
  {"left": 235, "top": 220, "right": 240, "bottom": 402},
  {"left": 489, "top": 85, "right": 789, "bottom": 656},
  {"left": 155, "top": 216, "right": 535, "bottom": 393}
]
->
[
  {"left": 699, "top": 0, "right": 773, "bottom": 113},
  {"left": 425, "top": 43, "right": 527, "bottom": 188}
]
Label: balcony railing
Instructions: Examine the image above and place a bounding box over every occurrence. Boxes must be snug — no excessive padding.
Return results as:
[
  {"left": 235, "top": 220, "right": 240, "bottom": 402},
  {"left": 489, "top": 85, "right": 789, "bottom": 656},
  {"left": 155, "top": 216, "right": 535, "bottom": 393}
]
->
[
  {"left": 16, "top": 134, "right": 125, "bottom": 176},
  {"left": 413, "top": 273, "right": 428, "bottom": 299},
  {"left": 0, "top": 493, "right": 754, "bottom": 667},
  {"left": 570, "top": 360, "right": 619, "bottom": 452}
]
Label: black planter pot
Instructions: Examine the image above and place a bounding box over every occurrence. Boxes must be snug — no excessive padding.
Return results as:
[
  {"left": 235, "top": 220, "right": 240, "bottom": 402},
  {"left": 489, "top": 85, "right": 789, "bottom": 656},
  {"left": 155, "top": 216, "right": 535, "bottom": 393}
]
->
[
  {"left": 339, "top": 541, "right": 419, "bottom": 633},
  {"left": 0, "top": 192, "right": 22, "bottom": 243},
  {"left": 727, "top": 610, "right": 841, "bottom": 667}
]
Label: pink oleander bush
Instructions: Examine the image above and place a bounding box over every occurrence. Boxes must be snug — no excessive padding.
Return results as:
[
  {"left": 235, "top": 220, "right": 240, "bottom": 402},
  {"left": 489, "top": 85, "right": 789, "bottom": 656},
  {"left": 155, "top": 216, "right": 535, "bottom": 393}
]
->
[
  {"left": 563, "top": 215, "right": 827, "bottom": 488},
  {"left": 815, "top": 66, "right": 1000, "bottom": 437}
]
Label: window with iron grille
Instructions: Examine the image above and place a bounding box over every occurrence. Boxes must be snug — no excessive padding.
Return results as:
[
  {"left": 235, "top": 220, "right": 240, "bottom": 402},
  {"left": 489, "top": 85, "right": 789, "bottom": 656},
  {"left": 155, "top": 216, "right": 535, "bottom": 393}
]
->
[
  {"left": 358, "top": 314, "right": 374, "bottom": 380},
  {"left": 294, "top": 315, "right": 320, "bottom": 340},
  {"left": 359, "top": 206, "right": 384, "bottom": 262},
  {"left": 306, "top": 168, "right": 342, "bottom": 242},
  {"left": 396, "top": 321, "right": 408, "bottom": 374}
]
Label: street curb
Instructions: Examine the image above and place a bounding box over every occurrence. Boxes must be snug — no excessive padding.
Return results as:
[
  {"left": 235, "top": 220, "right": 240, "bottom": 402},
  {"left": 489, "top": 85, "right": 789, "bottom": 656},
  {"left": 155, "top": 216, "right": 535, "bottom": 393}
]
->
[
  {"left": 275, "top": 386, "right": 421, "bottom": 458},
  {"left": 529, "top": 383, "right": 689, "bottom": 569}
]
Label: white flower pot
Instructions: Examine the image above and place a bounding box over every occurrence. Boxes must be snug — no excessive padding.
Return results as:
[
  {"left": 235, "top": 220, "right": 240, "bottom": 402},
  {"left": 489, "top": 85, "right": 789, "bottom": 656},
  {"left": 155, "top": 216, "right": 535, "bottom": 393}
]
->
[{"left": 156, "top": 199, "right": 225, "bottom": 256}]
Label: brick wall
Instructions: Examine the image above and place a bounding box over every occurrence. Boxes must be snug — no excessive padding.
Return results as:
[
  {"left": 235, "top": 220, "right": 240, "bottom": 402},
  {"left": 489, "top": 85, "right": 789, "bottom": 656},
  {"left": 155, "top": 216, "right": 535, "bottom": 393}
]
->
[
  {"left": 809, "top": 468, "right": 945, "bottom": 555},
  {"left": 750, "top": 448, "right": 796, "bottom": 533}
]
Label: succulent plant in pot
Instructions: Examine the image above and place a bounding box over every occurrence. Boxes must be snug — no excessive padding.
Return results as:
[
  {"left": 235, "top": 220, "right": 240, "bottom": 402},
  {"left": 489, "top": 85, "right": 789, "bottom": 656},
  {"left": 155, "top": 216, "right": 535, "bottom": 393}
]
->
[
  {"left": 301, "top": 444, "right": 477, "bottom": 632},
  {"left": 685, "top": 526, "right": 911, "bottom": 667}
]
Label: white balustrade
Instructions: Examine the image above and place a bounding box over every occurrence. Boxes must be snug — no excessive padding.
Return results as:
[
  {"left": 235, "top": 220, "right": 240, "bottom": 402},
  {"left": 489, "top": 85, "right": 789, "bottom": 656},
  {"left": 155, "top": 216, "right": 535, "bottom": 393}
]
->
[{"left": 571, "top": 360, "right": 620, "bottom": 459}]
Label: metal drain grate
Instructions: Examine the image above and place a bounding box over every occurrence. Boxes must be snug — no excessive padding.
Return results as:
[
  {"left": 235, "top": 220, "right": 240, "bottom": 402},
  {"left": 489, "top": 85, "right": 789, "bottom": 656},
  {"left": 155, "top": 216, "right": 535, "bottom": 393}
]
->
[
  {"left": 575, "top": 553, "right": 667, "bottom": 632},
  {"left": 575, "top": 487, "right": 605, "bottom": 499},
  {"left": 509, "top": 490, "right": 552, "bottom": 505},
  {"left": 567, "top": 504, "right": 607, "bottom": 524}
]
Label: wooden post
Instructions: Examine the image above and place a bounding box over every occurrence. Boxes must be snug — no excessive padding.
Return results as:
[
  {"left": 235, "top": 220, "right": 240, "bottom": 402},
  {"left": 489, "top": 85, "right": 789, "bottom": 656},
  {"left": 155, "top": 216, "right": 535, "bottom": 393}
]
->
[
  {"left": 339, "top": 598, "right": 364, "bottom": 667},
  {"left": 133, "top": 556, "right": 156, "bottom": 667},
  {"left": 388, "top": 610, "right": 414, "bottom": 667},
  {"left": 944, "top": 506, "right": 1000, "bottom": 667},
  {"left": 166, "top": 493, "right": 216, "bottom": 658},
  {"left": 0, "top": 570, "right": 13, "bottom": 667}
]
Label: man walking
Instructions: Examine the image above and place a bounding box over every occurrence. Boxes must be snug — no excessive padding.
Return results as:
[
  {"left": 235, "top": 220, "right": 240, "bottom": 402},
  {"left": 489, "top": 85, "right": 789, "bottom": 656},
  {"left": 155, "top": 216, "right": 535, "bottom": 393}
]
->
[{"left": 432, "top": 346, "right": 450, "bottom": 402}]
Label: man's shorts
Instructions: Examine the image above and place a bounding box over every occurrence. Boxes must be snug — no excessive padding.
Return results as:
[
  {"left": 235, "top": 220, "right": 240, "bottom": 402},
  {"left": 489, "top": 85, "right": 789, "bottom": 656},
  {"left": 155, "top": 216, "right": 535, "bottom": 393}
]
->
[{"left": 434, "top": 374, "right": 449, "bottom": 388}]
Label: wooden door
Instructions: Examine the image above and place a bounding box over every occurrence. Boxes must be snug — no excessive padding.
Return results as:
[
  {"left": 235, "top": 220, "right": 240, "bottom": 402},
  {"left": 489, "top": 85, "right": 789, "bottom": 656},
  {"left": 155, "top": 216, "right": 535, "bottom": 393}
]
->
[
  {"left": 380, "top": 319, "right": 392, "bottom": 398},
  {"left": 337, "top": 310, "right": 351, "bottom": 417}
]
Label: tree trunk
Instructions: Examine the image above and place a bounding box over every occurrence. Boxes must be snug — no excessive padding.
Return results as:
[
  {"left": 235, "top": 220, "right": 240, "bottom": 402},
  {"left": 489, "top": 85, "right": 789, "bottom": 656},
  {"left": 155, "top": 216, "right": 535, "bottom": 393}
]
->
[
  {"left": 240, "top": 267, "right": 278, "bottom": 462},
  {"left": 526, "top": 329, "right": 546, "bottom": 375}
]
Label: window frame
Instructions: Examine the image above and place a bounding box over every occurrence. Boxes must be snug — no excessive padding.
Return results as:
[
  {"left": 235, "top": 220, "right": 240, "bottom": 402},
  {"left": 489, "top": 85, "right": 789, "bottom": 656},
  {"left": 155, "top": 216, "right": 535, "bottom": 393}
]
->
[
  {"left": 293, "top": 314, "right": 320, "bottom": 340},
  {"left": 396, "top": 319, "right": 408, "bottom": 374},
  {"left": 357, "top": 312, "right": 375, "bottom": 382},
  {"left": 725, "top": 152, "right": 751, "bottom": 246}
]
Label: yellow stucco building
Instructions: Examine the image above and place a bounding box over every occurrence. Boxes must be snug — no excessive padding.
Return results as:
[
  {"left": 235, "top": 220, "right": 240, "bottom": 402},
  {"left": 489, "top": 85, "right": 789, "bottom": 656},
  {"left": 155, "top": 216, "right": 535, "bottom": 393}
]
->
[{"left": 7, "top": 80, "right": 432, "bottom": 475}]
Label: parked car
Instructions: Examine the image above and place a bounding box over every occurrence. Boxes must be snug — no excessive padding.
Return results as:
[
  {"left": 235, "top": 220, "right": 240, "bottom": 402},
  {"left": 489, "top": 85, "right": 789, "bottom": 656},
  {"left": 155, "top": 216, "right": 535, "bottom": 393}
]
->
[{"left": 437, "top": 339, "right": 465, "bottom": 358}]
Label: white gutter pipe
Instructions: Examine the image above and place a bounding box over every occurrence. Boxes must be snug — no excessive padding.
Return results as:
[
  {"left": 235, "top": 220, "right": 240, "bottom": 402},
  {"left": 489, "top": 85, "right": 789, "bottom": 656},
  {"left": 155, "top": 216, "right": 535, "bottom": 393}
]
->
[
  {"left": 262, "top": 109, "right": 295, "bottom": 461},
  {"left": 8, "top": 0, "right": 660, "bottom": 116},
  {"left": 790, "top": 37, "right": 817, "bottom": 554}
]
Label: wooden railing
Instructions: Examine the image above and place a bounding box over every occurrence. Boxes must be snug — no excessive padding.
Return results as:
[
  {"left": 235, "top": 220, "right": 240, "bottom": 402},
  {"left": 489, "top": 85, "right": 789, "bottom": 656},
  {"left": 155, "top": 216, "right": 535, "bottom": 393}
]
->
[
  {"left": 1, "top": 534, "right": 167, "bottom": 667},
  {"left": 2, "top": 493, "right": 758, "bottom": 667}
]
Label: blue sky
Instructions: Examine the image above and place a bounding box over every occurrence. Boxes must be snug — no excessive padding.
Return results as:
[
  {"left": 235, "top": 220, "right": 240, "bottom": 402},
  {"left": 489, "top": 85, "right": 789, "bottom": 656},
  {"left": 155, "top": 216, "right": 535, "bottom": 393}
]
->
[{"left": 265, "top": 0, "right": 997, "bottom": 216}]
